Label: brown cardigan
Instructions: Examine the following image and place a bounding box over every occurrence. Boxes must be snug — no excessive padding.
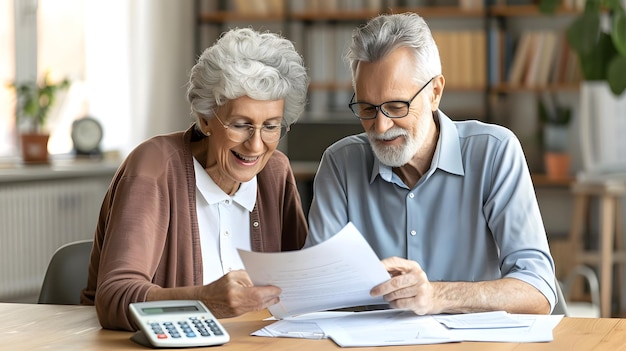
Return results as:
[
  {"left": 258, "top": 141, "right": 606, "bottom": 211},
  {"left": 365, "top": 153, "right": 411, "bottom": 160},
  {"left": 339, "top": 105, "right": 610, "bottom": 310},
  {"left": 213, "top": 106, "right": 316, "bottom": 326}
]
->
[{"left": 80, "top": 125, "right": 308, "bottom": 331}]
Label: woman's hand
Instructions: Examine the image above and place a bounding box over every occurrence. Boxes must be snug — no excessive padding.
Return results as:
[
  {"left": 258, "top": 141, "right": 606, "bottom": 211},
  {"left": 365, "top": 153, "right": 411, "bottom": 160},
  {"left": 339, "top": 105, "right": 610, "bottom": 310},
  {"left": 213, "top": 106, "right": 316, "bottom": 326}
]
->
[{"left": 200, "top": 270, "right": 282, "bottom": 318}]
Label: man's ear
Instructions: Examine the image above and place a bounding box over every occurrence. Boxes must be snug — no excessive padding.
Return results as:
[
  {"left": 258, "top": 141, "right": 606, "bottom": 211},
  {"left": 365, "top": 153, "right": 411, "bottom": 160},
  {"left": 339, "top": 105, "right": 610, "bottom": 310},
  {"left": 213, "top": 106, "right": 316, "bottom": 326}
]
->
[{"left": 430, "top": 75, "right": 445, "bottom": 111}]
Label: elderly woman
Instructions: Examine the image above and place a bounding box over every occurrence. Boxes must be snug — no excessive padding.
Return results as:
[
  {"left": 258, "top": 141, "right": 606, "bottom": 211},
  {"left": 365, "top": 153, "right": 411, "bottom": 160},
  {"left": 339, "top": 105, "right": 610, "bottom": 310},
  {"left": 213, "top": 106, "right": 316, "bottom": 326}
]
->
[{"left": 80, "top": 28, "right": 310, "bottom": 331}]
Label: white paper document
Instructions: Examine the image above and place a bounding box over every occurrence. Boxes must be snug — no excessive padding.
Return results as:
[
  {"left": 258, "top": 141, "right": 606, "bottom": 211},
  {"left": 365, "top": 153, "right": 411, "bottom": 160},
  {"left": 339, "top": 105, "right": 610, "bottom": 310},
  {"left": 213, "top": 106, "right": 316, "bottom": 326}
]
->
[
  {"left": 238, "top": 222, "right": 390, "bottom": 319},
  {"left": 433, "top": 310, "right": 530, "bottom": 329},
  {"left": 317, "top": 309, "right": 462, "bottom": 347},
  {"left": 253, "top": 310, "right": 564, "bottom": 347}
]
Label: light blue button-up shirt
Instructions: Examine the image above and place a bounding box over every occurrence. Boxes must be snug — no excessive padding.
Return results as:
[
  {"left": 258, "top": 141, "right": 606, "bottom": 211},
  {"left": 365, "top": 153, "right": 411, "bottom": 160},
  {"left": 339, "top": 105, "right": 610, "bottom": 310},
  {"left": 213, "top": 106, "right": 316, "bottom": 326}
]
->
[{"left": 305, "top": 111, "right": 556, "bottom": 310}]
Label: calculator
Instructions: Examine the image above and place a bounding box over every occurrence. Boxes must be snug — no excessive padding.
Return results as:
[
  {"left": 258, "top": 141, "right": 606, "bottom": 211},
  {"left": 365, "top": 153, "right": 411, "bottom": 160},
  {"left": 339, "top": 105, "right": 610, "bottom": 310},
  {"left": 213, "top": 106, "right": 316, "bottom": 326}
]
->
[{"left": 129, "top": 300, "right": 230, "bottom": 348}]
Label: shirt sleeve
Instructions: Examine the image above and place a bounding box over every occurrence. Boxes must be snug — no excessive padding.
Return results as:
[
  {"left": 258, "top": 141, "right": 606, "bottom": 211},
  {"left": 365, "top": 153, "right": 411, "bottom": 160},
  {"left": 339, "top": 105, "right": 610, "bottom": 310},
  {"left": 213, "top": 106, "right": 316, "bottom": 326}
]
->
[
  {"left": 484, "top": 133, "right": 557, "bottom": 311},
  {"left": 94, "top": 174, "right": 168, "bottom": 331}
]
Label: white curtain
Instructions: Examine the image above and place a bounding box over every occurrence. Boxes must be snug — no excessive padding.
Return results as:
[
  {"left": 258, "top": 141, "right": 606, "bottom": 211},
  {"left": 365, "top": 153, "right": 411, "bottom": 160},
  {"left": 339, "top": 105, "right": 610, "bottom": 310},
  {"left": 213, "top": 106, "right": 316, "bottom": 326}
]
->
[{"left": 84, "top": 0, "right": 194, "bottom": 157}]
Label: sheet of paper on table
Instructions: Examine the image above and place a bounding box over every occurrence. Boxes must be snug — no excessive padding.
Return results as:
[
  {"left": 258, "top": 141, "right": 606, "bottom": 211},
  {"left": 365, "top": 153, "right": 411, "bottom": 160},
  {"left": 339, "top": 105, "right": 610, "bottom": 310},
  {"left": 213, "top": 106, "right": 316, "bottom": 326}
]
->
[
  {"left": 238, "top": 222, "right": 390, "bottom": 319},
  {"left": 252, "top": 310, "right": 564, "bottom": 347}
]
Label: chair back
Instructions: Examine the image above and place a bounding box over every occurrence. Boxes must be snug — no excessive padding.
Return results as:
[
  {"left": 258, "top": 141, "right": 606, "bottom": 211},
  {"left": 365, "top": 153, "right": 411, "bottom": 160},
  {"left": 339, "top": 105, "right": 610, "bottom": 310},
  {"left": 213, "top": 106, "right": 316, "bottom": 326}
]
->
[
  {"left": 553, "top": 279, "right": 569, "bottom": 316},
  {"left": 38, "top": 239, "right": 93, "bottom": 305}
]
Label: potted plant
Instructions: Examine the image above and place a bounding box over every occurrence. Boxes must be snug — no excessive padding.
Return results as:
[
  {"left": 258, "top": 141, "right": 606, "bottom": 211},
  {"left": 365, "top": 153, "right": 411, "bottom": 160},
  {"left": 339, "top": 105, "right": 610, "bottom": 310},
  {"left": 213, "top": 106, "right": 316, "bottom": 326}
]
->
[
  {"left": 540, "top": 0, "right": 626, "bottom": 95},
  {"left": 538, "top": 93, "right": 573, "bottom": 180},
  {"left": 540, "top": 0, "right": 626, "bottom": 174},
  {"left": 9, "top": 72, "right": 70, "bottom": 163}
]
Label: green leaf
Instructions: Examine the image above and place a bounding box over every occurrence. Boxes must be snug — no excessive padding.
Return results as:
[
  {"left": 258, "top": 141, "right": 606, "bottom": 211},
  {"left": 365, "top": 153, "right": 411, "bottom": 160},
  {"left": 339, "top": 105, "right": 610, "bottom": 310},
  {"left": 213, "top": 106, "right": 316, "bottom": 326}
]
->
[
  {"left": 538, "top": 0, "right": 560, "bottom": 15},
  {"left": 538, "top": 97, "right": 550, "bottom": 124},
  {"left": 578, "top": 32, "right": 617, "bottom": 80},
  {"left": 603, "top": 0, "right": 624, "bottom": 12},
  {"left": 567, "top": 13, "right": 601, "bottom": 55},
  {"left": 607, "top": 55, "right": 626, "bottom": 95},
  {"left": 584, "top": 0, "right": 602, "bottom": 13},
  {"left": 612, "top": 9, "right": 626, "bottom": 56}
]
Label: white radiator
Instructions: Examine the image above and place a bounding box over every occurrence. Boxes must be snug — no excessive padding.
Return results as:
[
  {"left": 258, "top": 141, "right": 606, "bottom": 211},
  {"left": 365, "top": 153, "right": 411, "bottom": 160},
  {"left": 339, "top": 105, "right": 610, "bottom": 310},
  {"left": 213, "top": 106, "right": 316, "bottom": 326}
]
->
[{"left": 0, "top": 177, "right": 110, "bottom": 300}]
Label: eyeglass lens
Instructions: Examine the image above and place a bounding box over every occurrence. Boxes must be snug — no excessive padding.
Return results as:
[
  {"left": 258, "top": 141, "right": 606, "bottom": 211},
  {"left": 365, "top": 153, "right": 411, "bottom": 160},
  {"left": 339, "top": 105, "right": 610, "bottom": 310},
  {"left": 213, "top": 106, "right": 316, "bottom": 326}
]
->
[{"left": 225, "top": 124, "right": 288, "bottom": 143}]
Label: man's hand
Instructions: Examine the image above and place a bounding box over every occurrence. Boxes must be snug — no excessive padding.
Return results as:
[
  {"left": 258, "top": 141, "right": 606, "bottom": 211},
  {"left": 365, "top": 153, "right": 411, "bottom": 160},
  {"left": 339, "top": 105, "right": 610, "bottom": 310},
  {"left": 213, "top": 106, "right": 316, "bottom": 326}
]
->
[
  {"left": 370, "top": 257, "right": 552, "bottom": 315},
  {"left": 370, "top": 256, "right": 440, "bottom": 315},
  {"left": 199, "top": 270, "right": 281, "bottom": 318}
]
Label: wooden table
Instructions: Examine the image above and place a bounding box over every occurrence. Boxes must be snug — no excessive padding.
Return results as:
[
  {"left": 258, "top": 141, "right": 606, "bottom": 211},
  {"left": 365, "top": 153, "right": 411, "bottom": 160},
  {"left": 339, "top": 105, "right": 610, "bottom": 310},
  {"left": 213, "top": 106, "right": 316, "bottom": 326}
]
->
[{"left": 2, "top": 303, "right": 626, "bottom": 350}]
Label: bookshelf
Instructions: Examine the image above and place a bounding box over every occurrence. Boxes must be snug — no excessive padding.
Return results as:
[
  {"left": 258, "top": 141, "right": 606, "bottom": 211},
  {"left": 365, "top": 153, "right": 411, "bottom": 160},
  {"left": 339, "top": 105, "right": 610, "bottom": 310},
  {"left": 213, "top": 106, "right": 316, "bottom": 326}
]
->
[
  {"left": 194, "top": 0, "right": 582, "bottom": 173},
  {"left": 486, "top": 2, "right": 581, "bottom": 175}
]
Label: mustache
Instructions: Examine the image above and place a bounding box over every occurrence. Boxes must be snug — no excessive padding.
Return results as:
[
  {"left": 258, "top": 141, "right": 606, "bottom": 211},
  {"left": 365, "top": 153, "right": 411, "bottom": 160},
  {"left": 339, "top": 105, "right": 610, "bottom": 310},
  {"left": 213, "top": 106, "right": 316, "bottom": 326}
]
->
[{"left": 368, "top": 127, "right": 408, "bottom": 141}]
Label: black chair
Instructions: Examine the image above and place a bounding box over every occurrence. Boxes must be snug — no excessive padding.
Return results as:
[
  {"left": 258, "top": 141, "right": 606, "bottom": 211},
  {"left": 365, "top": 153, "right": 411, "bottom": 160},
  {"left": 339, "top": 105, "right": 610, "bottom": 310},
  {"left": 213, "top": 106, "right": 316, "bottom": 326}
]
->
[{"left": 38, "top": 239, "right": 93, "bottom": 305}]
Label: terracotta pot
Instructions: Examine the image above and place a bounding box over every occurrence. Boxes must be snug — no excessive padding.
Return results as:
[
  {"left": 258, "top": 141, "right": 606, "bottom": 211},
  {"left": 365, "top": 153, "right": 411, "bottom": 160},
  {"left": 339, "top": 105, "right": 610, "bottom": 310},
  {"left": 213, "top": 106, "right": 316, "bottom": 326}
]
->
[
  {"left": 20, "top": 133, "right": 50, "bottom": 163},
  {"left": 544, "top": 152, "right": 570, "bottom": 180}
]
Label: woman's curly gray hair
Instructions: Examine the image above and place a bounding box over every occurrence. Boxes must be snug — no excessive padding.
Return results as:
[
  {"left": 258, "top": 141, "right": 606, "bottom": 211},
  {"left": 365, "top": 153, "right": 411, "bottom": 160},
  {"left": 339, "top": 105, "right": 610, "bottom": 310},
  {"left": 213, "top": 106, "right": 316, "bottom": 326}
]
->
[{"left": 187, "top": 28, "right": 309, "bottom": 126}]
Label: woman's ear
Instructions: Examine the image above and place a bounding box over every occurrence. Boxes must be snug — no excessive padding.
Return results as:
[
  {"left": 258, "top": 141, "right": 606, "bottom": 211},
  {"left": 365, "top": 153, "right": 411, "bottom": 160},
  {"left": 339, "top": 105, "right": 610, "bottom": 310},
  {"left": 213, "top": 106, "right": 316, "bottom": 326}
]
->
[
  {"left": 198, "top": 114, "right": 212, "bottom": 136},
  {"left": 430, "top": 75, "right": 445, "bottom": 111}
]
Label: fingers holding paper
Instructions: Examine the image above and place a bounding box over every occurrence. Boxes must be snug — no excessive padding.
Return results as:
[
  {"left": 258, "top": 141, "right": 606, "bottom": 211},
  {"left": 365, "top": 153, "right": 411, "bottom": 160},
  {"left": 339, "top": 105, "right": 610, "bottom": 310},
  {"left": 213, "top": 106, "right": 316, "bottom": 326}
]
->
[
  {"left": 200, "top": 270, "right": 282, "bottom": 318},
  {"left": 370, "top": 256, "right": 440, "bottom": 315}
]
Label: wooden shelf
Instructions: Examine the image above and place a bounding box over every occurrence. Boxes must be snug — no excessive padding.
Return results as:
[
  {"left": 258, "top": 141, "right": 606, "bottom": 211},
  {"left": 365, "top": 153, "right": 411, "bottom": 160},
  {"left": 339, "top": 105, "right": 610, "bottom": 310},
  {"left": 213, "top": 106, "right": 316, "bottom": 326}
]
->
[
  {"left": 198, "top": 12, "right": 285, "bottom": 23},
  {"left": 290, "top": 9, "right": 380, "bottom": 21},
  {"left": 490, "top": 5, "right": 580, "bottom": 17},
  {"left": 531, "top": 173, "right": 574, "bottom": 188},
  {"left": 491, "top": 83, "right": 580, "bottom": 93},
  {"left": 202, "top": 6, "right": 485, "bottom": 23}
]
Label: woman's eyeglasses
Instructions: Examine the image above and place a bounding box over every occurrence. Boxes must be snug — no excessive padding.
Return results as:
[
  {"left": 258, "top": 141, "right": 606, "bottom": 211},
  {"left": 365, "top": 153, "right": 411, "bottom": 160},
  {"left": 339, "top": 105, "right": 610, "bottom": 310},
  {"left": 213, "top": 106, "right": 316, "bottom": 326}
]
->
[{"left": 213, "top": 114, "right": 289, "bottom": 143}]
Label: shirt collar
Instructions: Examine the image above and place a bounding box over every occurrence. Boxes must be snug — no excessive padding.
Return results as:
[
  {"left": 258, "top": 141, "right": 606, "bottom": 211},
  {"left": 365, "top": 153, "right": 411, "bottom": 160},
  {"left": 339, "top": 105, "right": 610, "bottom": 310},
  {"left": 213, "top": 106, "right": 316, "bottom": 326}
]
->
[
  {"left": 370, "top": 110, "right": 465, "bottom": 184},
  {"left": 193, "top": 158, "right": 257, "bottom": 212}
]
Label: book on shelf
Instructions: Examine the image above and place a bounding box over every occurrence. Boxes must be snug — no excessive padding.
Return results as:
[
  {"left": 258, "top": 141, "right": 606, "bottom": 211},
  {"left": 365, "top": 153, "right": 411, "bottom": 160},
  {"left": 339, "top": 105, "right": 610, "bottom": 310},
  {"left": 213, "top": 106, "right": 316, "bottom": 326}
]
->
[
  {"left": 231, "top": 0, "right": 285, "bottom": 15},
  {"left": 535, "top": 31, "right": 558, "bottom": 86},
  {"left": 522, "top": 31, "right": 543, "bottom": 87},
  {"left": 549, "top": 32, "right": 566, "bottom": 85},
  {"left": 459, "top": 0, "right": 485, "bottom": 10},
  {"left": 331, "top": 24, "right": 354, "bottom": 111},
  {"left": 471, "top": 30, "right": 487, "bottom": 88},
  {"left": 507, "top": 30, "right": 580, "bottom": 88},
  {"left": 433, "top": 30, "right": 486, "bottom": 89},
  {"left": 306, "top": 23, "right": 334, "bottom": 118},
  {"left": 457, "top": 31, "right": 474, "bottom": 88},
  {"left": 291, "top": 0, "right": 382, "bottom": 12},
  {"left": 507, "top": 31, "right": 537, "bottom": 86}
]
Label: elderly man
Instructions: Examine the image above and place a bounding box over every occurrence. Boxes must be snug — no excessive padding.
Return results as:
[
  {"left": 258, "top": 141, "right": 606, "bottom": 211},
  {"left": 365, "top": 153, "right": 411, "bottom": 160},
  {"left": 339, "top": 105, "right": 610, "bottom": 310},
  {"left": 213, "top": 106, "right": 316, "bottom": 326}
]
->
[{"left": 305, "top": 12, "right": 556, "bottom": 316}]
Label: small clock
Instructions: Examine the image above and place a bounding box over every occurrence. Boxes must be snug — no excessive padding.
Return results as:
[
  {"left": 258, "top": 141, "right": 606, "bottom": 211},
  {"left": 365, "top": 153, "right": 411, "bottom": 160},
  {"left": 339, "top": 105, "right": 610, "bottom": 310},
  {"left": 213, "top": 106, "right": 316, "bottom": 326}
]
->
[{"left": 71, "top": 116, "right": 103, "bottom": 157}]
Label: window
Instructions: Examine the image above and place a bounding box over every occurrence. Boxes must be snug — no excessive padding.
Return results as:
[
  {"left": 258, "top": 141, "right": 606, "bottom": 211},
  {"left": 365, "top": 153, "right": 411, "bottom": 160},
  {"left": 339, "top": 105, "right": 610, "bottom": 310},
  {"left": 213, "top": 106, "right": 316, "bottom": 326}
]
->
[
  {"left": 0, "top": 0, "right": 15, "bottom": 158},
  {"left": 2, "top": 1, "right": 192, "bottom": 161},
  {"left": 38, "top": 0, "right": 87, "bottom": 154},
  {"left": 0, "top": 0, "right": 87, "bottom": 159}
]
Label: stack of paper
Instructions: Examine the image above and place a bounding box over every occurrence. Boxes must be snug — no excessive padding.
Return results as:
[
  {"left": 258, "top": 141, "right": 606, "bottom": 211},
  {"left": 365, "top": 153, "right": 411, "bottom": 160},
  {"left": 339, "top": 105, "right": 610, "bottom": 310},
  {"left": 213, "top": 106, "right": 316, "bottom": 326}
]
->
[{"left": 253, "top": 310, "right": 564, "bottom": 347}]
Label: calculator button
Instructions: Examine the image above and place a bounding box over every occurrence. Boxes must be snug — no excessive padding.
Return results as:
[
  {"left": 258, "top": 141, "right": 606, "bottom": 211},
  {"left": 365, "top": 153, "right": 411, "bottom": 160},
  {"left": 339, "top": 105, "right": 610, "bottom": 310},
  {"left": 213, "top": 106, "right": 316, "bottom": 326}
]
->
[
  {"left": 156, "top": 333, "right": 168, "bottom": 339},
  {"left": 206, "top": 320, "right": 224, "bottom": 335}
]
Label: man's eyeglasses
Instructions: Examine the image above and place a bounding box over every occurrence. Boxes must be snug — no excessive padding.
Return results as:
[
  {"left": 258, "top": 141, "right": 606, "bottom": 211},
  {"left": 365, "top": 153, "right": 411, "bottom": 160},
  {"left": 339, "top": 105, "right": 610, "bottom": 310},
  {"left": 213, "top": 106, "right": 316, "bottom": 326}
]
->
[
  {"left": 348, "top": 77, "right": 435, "bottom": 120},
  {"left": 214, "top": 114, "right": 289, "bottom": 143}
]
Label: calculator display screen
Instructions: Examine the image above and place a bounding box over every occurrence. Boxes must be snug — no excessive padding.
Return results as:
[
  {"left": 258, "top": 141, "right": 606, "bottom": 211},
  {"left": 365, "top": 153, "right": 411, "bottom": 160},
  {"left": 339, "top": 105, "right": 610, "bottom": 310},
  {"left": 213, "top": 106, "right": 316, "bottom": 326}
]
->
[{"left": 142, "top": 305, "right": 200, "bottom": 315}]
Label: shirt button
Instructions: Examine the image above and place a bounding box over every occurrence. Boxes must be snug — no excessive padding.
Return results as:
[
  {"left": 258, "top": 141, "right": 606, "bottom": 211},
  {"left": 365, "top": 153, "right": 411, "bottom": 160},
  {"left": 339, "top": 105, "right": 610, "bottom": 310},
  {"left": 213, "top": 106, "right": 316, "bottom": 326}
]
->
[
  {"left": 252, "top": 221, "right": 259, "bottom": 227},
  {"left": 410, "top": 230, "right": 416, "bottom": 236},
  {"left": 223, "top": 231, "right": 230, "bottom": 237},
  {"left": 409, "top": 193, "right": 415, "bottom": 199},
  {"left": 224, "top": 199, "right": 230, "bottom": 205}
]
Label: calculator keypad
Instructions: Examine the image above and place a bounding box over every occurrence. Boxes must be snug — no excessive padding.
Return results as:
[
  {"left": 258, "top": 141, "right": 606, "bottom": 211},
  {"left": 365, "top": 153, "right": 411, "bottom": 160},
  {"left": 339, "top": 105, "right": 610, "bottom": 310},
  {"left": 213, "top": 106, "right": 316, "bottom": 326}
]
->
[{"left": 148, "top": 317, "right": 224, "bottom": 340}]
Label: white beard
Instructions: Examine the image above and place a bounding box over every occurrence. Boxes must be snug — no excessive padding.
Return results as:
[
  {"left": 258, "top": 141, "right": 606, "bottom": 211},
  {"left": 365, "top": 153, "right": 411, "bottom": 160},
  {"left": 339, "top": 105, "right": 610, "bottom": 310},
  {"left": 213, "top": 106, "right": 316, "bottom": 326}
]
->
[{"left": 367, "top": 127, "right": 420, "bottom": 167}]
